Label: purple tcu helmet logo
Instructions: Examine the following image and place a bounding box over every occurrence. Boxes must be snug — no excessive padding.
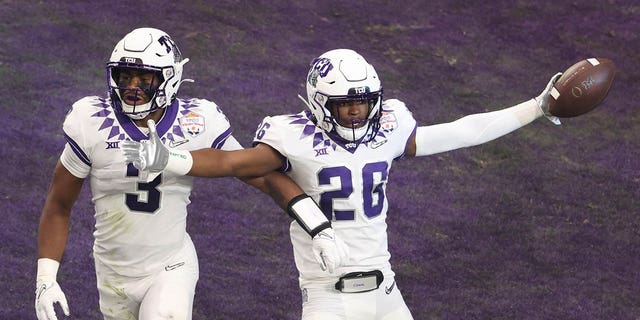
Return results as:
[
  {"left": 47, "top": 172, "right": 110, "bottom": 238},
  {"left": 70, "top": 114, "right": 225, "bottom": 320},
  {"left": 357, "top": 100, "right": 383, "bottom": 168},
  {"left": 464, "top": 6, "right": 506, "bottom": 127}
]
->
[
  {"left": 158, "top": 35, "right": 181, "bottom": 61},
  {"left": 307, "top": 57, "right": 333, "bottom": 87}
]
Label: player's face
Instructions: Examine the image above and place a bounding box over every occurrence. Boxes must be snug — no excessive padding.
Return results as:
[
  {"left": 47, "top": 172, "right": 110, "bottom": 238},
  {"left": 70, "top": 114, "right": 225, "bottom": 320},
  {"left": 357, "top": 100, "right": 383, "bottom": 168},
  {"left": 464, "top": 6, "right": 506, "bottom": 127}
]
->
[
  {"left": 330, "top": 99, "right": 369, "bottom": 128},
  {"left": 117, "top": 69, "right": 160, "bottom": 105}
]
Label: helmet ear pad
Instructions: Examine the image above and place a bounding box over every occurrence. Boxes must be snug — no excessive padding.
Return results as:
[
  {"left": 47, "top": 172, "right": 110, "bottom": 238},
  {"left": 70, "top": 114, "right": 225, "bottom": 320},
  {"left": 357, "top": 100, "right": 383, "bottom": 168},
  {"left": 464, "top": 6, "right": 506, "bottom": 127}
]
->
[
  {"left": 305, "top": 49, "right": 383, "bottom": 142},
  {"left": 106, "top": 28, "right": 188, "bottom": 119}
]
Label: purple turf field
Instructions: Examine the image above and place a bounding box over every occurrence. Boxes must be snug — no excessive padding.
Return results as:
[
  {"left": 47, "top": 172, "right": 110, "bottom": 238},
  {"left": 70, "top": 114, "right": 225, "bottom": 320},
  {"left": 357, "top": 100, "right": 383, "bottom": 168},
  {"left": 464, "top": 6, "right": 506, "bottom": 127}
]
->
[{"left": 2, "top": 1, "right": 639, "bottom": 319}]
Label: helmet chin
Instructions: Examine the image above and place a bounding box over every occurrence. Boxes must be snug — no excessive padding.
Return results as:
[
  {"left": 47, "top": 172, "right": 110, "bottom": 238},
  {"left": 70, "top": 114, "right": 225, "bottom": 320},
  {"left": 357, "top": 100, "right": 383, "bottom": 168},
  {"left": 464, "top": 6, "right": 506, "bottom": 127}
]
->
[
  {"left": 120, "top": 100, "right": 153, "bottom": 119},
  {"left": 335, "top": 123, "right": 369, "bottom": 142},
  {"left": 114, "top": 88, "right": 154, "bottom": 119}
]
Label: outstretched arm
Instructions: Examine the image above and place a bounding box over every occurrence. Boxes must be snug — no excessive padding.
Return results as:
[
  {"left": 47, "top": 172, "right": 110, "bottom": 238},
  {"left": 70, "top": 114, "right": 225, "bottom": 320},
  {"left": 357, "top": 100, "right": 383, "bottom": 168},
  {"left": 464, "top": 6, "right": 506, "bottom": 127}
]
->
[
  {"left": 406, "top": 73, "right": 562, "bottom": 157},
  {"left": 190, "top": 143, "right": 284, "bottom": 178},
  {"left": 121, "top": 120, "right": 284, "bottom": 178}
]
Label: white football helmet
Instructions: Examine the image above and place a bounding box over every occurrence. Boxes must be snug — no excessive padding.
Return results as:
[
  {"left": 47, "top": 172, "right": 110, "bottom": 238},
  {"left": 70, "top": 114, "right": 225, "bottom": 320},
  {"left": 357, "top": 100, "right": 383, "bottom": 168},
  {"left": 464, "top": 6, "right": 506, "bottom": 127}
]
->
[
  {"left": 305, "top": 49, "right": 383, "bottom": 142},
  {"left": 107, "top": 28, "right": 189, "bottom": 119}
]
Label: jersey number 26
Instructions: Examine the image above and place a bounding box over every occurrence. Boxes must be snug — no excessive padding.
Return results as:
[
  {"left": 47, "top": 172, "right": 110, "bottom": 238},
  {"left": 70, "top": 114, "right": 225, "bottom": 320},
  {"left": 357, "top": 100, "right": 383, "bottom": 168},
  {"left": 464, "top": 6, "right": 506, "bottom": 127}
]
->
[{"left": 318, "top": 161, "right": 388, "bottom": 221}]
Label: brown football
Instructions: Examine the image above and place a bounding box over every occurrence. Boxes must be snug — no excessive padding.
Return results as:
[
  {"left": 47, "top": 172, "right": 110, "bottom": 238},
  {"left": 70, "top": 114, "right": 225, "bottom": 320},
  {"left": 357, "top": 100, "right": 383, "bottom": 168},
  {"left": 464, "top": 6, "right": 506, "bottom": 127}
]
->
[{"left": 548, "top": 58, "right": 616, "bottom": 117}]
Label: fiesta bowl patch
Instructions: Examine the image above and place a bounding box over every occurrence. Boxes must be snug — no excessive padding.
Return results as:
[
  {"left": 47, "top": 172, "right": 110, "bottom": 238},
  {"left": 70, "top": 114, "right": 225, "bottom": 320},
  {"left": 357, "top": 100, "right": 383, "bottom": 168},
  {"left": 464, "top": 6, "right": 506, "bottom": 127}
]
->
[
  {"left": 179, "top": 112, "right": 205, "bottom": 137},
  {"left": 379, "top": 111, "right": 398, "bottom": 131}
]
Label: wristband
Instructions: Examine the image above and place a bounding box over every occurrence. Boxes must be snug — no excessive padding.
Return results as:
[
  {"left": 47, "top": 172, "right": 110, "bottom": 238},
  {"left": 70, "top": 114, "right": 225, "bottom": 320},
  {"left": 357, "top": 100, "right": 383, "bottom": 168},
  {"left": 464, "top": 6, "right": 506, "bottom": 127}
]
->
[
  {"left": 287, "top": 194, "right": 331, "bottom": 238},
  {"left": 36, "top": 258, "right": 59, "bottom": 285},
  {"left": 165, "top": 149, "right": 193, "bottom": 176}
]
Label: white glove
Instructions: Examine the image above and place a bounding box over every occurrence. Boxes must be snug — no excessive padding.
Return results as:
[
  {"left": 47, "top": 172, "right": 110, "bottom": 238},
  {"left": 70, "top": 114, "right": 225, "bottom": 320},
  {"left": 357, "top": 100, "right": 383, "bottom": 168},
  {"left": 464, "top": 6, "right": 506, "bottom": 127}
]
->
[
  {"left": 120, "top": 120, "right": 192, "bottom": 175},
  {"left": 121, "top": 119, "right": 170, "bottom": 172},
  {"left": 535, "top": 72, "right": 563, "bottom": 125},
  {"left": 35, "top": 258, "right": 69, "bottom": 320},
  {"left": 312, "top": 228, "right": 349, "bottom": 273}
]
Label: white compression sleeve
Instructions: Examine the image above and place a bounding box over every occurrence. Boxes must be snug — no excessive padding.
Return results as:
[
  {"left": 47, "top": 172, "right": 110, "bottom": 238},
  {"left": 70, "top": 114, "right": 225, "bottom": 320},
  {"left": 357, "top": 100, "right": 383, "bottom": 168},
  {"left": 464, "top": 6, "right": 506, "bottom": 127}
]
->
[{"left": 415, "top": 98, "right": 542, "bottom": 156}]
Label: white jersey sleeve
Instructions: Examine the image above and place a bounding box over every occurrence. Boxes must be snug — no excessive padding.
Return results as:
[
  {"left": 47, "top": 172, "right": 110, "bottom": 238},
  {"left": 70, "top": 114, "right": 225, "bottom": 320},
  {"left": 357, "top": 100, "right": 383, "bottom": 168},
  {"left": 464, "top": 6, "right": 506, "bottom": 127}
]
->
[
  {"left": 414, "top": 98, "right": 542, "bottom": 156},
  {"left": 254, "top": 100, "right": 417, "bottom": 284},
  {"left": 221, "top": 135, "right": 243, "bottom": 151},
  {"left": 60, "top": 96, "right": 99, "bottom": 178}
]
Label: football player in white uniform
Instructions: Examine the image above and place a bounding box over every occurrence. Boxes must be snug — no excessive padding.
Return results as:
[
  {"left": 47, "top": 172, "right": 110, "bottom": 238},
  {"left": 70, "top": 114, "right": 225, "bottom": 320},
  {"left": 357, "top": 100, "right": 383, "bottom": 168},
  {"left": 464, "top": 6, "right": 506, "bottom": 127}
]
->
[
  {"left": 121, "top": 49, "right": 563, "bottom": 319},
  {"left": 35, "top": 28, "right": 341, "bottom": 320}
]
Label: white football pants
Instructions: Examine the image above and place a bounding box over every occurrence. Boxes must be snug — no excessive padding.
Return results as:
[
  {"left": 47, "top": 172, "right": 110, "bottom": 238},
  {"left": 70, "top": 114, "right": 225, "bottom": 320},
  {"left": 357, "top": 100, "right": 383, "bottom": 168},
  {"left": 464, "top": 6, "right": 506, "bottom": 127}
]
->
[
  {"left": 301, "top": 275, "right": 414, "bottom": 320},
  {"left": 94, "top": 237, "right": 199, "bottom": 320}
]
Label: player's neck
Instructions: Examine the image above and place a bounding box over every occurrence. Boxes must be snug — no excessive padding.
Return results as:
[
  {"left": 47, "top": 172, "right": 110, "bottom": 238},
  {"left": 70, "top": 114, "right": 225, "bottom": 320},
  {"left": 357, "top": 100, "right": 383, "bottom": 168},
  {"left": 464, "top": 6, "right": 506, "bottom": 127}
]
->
[{"left": 134, "top": 108, "right": 166, "bottom": 128}]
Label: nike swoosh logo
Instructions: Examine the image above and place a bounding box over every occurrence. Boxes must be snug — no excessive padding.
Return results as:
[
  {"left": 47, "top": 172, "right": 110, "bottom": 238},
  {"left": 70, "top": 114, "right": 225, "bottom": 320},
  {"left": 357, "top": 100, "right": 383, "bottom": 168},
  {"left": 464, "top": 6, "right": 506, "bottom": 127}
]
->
[
  {"left": 385, "top": 280, "right": 396, "bottom": 294},
  {"left": 169, "top": 139, "right": 189, "bottom": 148},
  {"left": 165, "top": 262, "right": 185, "bottom": 271},
  {"left": 370, "top": 139, "right": 387, "bottom": 149},
  {"left": 36, "top": 284, "right": 47, "bottom": 299}
]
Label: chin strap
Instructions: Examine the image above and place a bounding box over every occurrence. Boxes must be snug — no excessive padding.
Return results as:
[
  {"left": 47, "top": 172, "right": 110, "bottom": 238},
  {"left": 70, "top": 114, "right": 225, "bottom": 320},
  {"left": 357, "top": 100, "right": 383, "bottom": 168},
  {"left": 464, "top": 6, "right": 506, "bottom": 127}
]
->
[{"left": 297, "top": 94, "right": 312, "bottom": 108}]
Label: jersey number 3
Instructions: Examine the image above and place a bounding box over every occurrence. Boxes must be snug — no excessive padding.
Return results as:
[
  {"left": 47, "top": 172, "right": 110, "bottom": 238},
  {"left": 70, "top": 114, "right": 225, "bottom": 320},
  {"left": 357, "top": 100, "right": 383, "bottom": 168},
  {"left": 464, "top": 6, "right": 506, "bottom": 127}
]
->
[
  {"left": 318, "top": 161, "right": 388, "bottom": 221},
  {"left": 125, "top": 163, "right": 162, "bottom": 213}
]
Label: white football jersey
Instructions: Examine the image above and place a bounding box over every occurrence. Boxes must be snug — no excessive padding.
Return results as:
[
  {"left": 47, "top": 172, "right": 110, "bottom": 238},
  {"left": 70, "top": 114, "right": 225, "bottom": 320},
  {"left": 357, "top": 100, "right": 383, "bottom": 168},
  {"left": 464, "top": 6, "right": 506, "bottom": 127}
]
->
[
  {"left": 61, "top": 96, "right": 239, "bottom": 277},
  {"left": 253, "top": 99, "right": 417, "bottom": 285}
]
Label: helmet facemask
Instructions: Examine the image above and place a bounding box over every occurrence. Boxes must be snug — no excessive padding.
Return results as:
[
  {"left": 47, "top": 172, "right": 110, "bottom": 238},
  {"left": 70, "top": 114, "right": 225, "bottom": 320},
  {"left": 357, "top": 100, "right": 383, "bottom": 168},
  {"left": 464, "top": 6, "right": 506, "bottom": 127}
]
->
[
  {"left": 326, "top": 88, "right": 382, "bottom": 142},
  {"left": 107, "top": 64, "right": 166, "bottom": 119}
]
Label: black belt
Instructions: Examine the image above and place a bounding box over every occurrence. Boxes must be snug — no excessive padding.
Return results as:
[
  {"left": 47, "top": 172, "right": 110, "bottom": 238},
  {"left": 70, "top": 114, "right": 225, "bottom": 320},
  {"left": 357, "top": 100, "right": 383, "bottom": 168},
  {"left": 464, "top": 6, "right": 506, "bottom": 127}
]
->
[{"left": 334, "top": 270, "right": 384, "bottom": 293}]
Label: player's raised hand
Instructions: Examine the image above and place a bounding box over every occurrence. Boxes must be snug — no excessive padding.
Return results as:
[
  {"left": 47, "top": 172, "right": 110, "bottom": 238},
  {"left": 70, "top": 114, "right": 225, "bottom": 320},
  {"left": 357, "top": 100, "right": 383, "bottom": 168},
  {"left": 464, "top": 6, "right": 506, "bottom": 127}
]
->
[
  {"left": 121, "top": 119, "right": 193, "bottom": 175},
  {"left": 121, "top": 119, "right": 170, "bottom": 172},
  {"left": 312, "top": 228, "right": 349, "bottom": 273}
]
